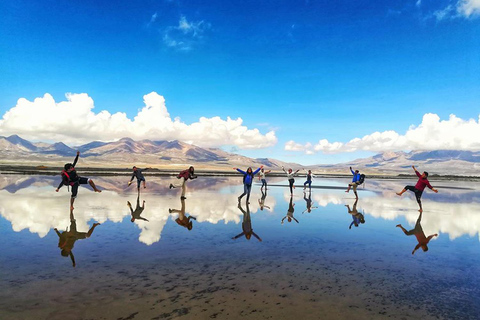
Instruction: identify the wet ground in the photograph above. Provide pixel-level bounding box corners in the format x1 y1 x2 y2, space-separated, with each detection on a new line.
1 175 479 320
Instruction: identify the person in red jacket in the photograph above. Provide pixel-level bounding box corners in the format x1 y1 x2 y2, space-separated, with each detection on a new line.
396 165 438 213
169 166 197 199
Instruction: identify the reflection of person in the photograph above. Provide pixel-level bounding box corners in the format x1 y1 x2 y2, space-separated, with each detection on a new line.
234 166 263 204
258 168 271 190
232 203 262 241
128 195 148 222
303 169 315 190
128 166 151 192
345 166 361 199
169 166 197 200
396 212 438 254
169 197 196 230
56 151 101 210
396 165 438 213
302 190 318 214
282 167 300 195
54 209 100 267
258 189 271 211
345 198 365 229
281 196 298 224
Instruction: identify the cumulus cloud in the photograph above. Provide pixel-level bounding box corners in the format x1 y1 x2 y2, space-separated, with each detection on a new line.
0 92 277 149
163 15 211 50
434 0 480 20
285 113 480 154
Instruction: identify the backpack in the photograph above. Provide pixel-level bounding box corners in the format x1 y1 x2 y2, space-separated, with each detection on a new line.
358 174 366 185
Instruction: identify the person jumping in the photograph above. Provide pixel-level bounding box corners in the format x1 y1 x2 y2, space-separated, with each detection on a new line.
234 166 263 204
128 166 151 192
396 165 438 213
56 151 101 210
169 166 197 200
282 167 300 195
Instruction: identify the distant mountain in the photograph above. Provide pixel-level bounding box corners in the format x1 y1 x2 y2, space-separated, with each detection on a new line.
0 135 298 169
314 150 480 176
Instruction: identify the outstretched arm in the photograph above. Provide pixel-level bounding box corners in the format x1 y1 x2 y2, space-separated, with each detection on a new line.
235 168 247 175
412 243 421 255
54 228 61 237
252 166 263 175
293 217 299 223
350 167 354 175
72 151 79 167
70 252 76 267
56 180 64 191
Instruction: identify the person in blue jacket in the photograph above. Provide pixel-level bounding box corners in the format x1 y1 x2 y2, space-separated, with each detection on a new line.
233 165 263 204
345 166 361 199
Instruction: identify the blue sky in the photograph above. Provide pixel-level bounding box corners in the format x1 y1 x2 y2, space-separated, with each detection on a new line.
0 0 479 164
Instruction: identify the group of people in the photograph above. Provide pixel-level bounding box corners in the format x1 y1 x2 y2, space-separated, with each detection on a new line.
53 152 440 262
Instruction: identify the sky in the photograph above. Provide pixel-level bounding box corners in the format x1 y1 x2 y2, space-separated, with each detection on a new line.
0 0 479 165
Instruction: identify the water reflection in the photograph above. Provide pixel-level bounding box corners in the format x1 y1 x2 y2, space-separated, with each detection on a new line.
54 209 100 267
169 197 196 230
232 203 262 242
302 190 318 214
281 196 298 224
1 175 480 243
396 212 438 254
345 199 365 229
258 189 270 211
128 195 149 222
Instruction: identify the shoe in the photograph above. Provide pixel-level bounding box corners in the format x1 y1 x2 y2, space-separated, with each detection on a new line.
169 184 174 189
181 196 187 200
168 209 172 213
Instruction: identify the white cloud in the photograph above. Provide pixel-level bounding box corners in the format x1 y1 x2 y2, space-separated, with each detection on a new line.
0 92 277 149
434 0 480 20
163 15 211 50
285 113 480 154
148 12 158 26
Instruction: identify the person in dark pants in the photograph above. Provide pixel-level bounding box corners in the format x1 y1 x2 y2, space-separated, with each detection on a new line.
303 169 315 190
396 165 438 213
282 167 300 195
56 151 101 210
54 209 100 267
128 166 151 192
345 198 365 229
128 195 148 222
234 166 263 204
258 168 271 190
396 212 438 254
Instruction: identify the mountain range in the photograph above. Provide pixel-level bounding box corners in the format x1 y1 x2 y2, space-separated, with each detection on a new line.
0 135 296 170
1 135 479 176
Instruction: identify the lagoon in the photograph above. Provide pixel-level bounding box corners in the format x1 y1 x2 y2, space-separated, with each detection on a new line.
1 175 479 320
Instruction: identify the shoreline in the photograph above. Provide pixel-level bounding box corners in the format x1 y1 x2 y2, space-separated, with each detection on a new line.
1 164 479 181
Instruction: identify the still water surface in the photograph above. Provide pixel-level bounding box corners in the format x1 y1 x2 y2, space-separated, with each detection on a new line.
1 175 479 320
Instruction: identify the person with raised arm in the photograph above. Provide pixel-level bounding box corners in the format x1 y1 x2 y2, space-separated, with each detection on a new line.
345 198 365 229
169 166 197 200
56 151 101 210
234 165 263 204
396 212 438 254
345 166 361 199
282 167 300 195
396 165 438 213
258 167 272 190
303 169 315 190
128 166 152 192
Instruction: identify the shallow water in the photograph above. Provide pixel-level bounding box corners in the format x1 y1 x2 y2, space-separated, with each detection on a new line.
1 175 480 320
